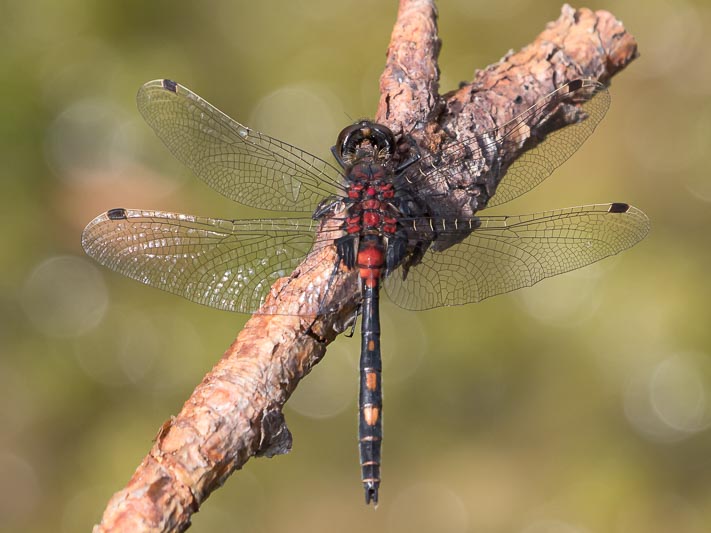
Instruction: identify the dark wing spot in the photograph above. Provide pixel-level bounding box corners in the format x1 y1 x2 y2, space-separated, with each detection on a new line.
514 95 523 104
568 79 583 91
608 202 630 214
107 208 128 220
162 79 178 92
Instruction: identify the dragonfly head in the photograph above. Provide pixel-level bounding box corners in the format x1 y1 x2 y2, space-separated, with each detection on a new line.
336 121 395 164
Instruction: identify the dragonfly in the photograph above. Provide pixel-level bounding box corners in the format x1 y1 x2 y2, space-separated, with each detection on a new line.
82 77 649 505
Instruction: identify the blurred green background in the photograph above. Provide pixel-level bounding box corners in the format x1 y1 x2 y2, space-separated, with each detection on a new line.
2 0 711 531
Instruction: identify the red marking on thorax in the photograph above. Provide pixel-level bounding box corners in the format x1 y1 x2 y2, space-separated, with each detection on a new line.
347 182 364 199
362 199 380 210
383 215 397 234
371 168 386 180
343 163 398 245
346 215 361 234
363 211 381 228
352 165 369 181
379 183 394 199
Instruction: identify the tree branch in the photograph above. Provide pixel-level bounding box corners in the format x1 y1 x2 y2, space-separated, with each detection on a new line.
94 2 637 531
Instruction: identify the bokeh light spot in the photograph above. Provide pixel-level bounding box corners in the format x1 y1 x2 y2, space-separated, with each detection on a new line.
516 266 604 327
650 353 711 433
250 83 342 159
44 98 139 184
73 307 159 387
21 255 108 338
623 351 711 442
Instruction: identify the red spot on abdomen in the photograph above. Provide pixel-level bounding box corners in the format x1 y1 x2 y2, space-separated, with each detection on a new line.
358 246 384 267
359 268 382 287
357 242 384 287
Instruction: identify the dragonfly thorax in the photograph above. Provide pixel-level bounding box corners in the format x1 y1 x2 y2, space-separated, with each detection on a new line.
344 180 399 234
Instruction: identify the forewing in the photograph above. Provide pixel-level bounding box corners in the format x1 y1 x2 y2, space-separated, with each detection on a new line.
410 79 610 211
137 79 345 212
82 208 321 313
488 80 610 207
384 203 649 310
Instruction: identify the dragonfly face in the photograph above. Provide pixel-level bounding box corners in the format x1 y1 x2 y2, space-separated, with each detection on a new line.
82 78 649 505
335 120 397 166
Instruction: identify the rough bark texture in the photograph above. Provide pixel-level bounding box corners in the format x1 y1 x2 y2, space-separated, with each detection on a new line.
94 2 637 531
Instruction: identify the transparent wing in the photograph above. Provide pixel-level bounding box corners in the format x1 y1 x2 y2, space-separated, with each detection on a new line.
81 208 327 313
410 79 609 210
384 203 649 310
137 79 346 212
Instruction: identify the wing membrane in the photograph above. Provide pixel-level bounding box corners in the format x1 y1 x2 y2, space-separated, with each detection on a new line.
82 208 323 313
384 203 649 310
137 79 345 212
409 79 609 211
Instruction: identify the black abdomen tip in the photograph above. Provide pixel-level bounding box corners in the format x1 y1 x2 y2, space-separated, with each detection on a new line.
608 202 630 214
162 79 178 92
107 208 128 220
364 484 379 505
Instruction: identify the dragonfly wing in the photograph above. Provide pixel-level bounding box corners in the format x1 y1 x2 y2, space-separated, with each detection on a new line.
407 79 609 213
137 79 346 212
82 208 322 313
384 203 649 310
487 80 610 207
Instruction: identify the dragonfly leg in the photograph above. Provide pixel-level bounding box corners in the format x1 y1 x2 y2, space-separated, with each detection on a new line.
394 151 420 174
344 305 360 338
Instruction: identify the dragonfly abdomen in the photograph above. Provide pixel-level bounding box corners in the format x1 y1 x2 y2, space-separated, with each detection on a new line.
358 251 383 505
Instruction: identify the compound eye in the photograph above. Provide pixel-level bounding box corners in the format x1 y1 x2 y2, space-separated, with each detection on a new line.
336 123 365 158
369 123 395 156
336 121 396 158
